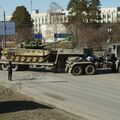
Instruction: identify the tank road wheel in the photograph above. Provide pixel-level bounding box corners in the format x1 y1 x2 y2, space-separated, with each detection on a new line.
20 56 26 62
2 64 8 71
85 64 96 75
72 65 83 76
9 55 15 62
26 57 32 62
32 57 38 63
38 57 44 63
15 56 20 62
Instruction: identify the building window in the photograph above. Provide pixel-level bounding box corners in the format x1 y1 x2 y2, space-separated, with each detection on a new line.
117 13 120 18
64 15 66 22
107 14 111 19
39 17 42 24
42 17 44 24
36 29 37 33
103 14 106 18
45 17 47 24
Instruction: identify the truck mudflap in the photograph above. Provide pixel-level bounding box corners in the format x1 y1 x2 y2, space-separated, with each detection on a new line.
115 60 120 72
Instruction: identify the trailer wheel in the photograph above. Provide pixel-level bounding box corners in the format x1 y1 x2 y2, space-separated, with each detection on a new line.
12 65 18 71
72 65 82 76
85 64 96 75
2 64 8 71
2 64 19 71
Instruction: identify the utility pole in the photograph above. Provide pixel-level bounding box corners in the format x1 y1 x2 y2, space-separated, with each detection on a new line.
3 11 6 49
107 22 112 51
30 0 32 13
0 6 6 49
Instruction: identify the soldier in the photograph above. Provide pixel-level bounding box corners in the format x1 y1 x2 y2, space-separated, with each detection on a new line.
8 62 12 81
0 48 2 59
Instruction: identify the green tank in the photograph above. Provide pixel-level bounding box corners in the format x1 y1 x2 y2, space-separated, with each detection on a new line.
1 36 73 63
1 39 61 63
2 48 53 63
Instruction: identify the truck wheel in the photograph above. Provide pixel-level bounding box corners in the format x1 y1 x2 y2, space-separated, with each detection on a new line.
52 66 58 73
111 64 116 72
85 65 96 75
2 64 8 71
72 65 82 76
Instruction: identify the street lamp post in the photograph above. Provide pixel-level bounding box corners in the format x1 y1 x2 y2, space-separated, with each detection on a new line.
0 6 6 49
107 23 112 51
3 11 6 49
107 27 112 44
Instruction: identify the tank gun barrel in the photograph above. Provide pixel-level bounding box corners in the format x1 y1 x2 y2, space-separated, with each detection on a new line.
43 36 73 48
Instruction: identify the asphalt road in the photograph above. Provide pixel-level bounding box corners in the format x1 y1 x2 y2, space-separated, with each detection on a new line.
0 69 120 120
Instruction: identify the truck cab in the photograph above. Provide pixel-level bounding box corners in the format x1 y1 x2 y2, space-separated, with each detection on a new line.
65 45 120 76
108 44 120 59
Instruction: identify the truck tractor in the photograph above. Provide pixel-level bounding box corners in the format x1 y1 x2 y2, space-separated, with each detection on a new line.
65 44 120 75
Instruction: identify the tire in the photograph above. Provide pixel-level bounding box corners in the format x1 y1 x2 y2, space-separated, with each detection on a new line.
52 66 58 73
2 64 8 71
2 64 19 71
111 64 117 72
85 64 96 75
12 64 18 71
72 65 83 76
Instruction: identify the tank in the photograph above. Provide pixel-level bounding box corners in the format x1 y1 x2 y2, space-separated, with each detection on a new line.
1 39 60 63
1 35 73 64
2 48 54 63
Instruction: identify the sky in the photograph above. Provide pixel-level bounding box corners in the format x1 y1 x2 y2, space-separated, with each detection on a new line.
0 0 120 18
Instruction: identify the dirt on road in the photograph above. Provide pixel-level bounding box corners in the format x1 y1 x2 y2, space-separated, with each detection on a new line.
0 85 86 120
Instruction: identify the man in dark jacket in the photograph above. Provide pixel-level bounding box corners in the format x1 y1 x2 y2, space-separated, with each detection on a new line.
8 62 12 81
0 48 2 59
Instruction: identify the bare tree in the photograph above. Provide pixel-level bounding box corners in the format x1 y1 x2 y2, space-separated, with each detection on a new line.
66 22 108 50
111 23 120 43
46 1 67 42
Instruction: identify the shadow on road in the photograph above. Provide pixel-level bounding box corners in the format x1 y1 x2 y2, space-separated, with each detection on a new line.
28 67 66 73
0 100 53 114
96 69 118 75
